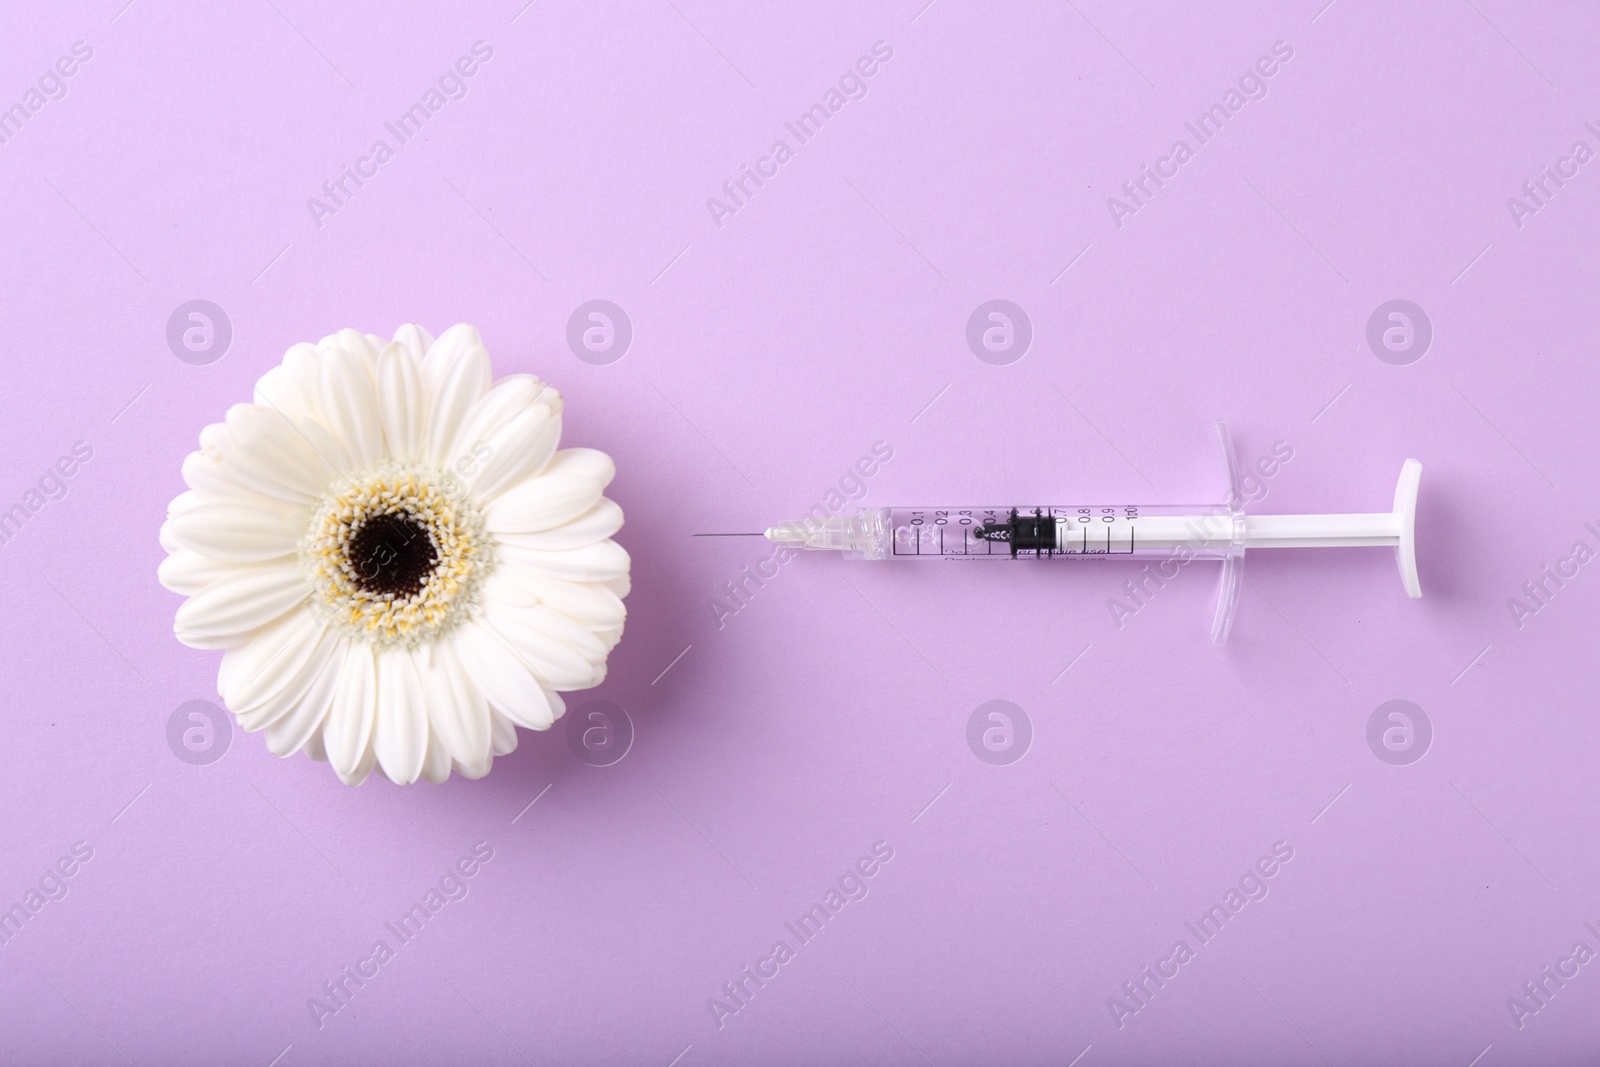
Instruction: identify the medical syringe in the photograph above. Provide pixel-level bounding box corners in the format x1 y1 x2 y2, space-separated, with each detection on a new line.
702 423 1421 644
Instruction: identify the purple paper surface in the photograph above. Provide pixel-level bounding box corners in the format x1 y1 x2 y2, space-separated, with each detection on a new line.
2 1 1598 1063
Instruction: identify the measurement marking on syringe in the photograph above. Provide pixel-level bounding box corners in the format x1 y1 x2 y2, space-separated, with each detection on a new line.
893 508 1218 559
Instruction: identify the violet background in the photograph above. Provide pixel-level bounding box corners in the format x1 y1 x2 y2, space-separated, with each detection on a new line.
2 0 1598 1064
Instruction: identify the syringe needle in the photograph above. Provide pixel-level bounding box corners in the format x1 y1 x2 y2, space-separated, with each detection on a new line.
691 532 767 537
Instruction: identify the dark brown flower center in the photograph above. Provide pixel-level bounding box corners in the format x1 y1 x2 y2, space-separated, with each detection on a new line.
347 512 437 598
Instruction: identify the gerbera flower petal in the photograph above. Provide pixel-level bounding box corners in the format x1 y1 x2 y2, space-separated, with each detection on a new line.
157 548 239 597
488 708 520 758
453 756 492 781
165 500 304 563
293 414 357 480
482 448 613 532
420 323 483 386
323 642 378 780
377 342 428 462
174 558 309 648
159 496 197 554
316 345 387 471
253 343 323 426
423 635 493 776
391 323 433 362
520 602 609 664
374 649 428 785
453 618 557 730
182 450 281 506
262 646 341 757
197 423 306 506
329 328 382 370
497 539 631 583
342 737 380 786
512 573 625 629
481 601 602 689
420 729 453 784
423 334 491 466
234 618 342 733
448 375 557 454
166 488 204 514
216 405 341 503
466 403 562 502
492 499 623 552
217 607 320 710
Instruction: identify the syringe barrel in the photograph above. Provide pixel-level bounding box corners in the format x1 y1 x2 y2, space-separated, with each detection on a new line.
775 506 1245 561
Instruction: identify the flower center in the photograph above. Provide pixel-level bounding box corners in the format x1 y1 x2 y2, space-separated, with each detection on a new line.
347 512 437 598
300 463 490 647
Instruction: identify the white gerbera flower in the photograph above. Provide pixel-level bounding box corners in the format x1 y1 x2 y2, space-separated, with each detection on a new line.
158 324 628 785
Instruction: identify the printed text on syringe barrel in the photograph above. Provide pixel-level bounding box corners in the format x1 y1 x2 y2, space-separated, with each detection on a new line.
892 507 1148 558
888 505 1241 559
